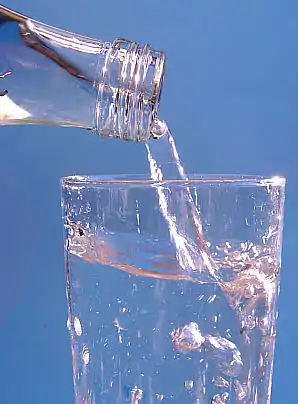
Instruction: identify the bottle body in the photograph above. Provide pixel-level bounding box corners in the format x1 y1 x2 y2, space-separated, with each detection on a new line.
0 5 165 141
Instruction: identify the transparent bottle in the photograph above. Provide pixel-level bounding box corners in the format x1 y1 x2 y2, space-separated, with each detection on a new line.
0 5 166 141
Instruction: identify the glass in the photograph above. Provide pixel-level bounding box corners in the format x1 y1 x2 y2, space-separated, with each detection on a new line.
0 5 165 141
61 174 285 403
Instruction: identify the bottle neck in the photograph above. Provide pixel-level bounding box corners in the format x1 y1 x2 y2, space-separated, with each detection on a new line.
94 38 165 141
0 5 166 141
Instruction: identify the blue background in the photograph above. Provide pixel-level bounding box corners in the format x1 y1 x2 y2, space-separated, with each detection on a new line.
0 0 297 402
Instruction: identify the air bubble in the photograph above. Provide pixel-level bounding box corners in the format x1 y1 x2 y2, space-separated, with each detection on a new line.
150 118 167 139
207 294 217 304
211 393 229 403
171 322 205 354
171 322 243 377
206 335 243 377
130 386 143 402
82 345 90 365
211 393 229 404
212 376 230 388
184 380 194 390
234 379 247 400
74 316 82 336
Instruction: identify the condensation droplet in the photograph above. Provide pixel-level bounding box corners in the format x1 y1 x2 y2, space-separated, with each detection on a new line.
171 322 205 354
74 316 82 336
212 376 230 388
82 345 90 365
184 380 194 390
156 393 164 401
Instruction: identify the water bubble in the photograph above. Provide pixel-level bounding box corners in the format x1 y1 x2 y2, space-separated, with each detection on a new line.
150 118 168 139
156 393 164 401
225 329 232 339
74 316 82 336
211 393 229 403
130 386 143 403
222 392 229 401
171 322 243 378
205 335 243 377
212 315 218 324
234 379 247 400
184 380 194 390
212 376 230 388
259 315 269 330
171 322 205 354
82 345 90 365
243 314 256 331
207 294 217 304
114 318 125 343
259 353 264 368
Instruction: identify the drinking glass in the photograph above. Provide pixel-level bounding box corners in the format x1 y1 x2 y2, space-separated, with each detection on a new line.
61 174 285 404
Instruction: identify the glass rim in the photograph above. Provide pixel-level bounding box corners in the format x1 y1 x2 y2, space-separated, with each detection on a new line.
61 174 286 188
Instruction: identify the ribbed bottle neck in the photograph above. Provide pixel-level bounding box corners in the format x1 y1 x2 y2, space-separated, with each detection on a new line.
94 38 165 142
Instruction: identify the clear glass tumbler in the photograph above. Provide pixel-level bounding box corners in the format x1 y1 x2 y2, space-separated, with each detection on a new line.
61 174 285 404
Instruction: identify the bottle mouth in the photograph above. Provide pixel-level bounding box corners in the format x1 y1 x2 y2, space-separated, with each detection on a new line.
95 38 166 142
148 47 165 125
135 42 166 141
